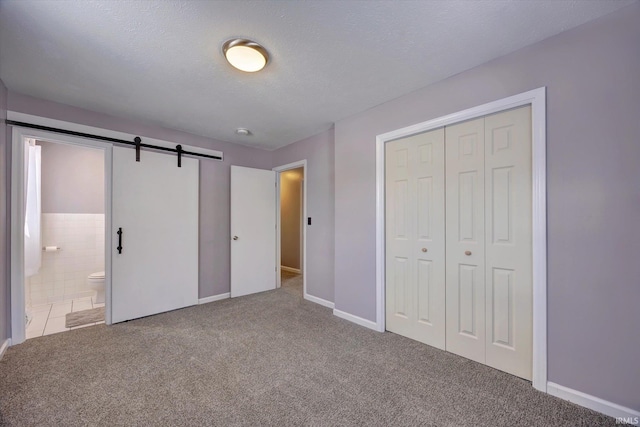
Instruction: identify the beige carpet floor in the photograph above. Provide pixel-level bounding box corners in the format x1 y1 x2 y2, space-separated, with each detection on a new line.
281 270 302 298
0 287 614 426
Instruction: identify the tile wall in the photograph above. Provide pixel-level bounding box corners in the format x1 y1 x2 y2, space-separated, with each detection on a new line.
28 213 105 305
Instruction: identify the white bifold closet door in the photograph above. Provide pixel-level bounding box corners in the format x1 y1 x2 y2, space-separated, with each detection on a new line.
385 106 532 380
385 128 446 350
446 106 532 380
111 146 199 323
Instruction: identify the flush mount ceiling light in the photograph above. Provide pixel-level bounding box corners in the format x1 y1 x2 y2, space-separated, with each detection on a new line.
235 128 251 136
222 39 269 72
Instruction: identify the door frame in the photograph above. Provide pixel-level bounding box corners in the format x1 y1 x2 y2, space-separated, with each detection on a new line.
273 160 307 299
375 87 547 391
9 126 113 344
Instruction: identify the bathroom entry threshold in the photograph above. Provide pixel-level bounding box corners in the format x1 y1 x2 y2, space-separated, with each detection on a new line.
26 297 105 339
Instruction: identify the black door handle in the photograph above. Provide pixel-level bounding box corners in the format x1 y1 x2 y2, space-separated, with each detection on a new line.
117 227 123 254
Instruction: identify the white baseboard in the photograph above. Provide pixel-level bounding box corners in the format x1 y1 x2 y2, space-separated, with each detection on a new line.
198 293 230 304
547 382 640 423
0 339 11 360
281 265 301 274
304 293 334 309
333 309 379 331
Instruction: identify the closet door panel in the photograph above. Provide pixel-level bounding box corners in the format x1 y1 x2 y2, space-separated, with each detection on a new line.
386 138 413 335
386 128 446 349
484 106 533 380
445 118 486 363
414 129 446 348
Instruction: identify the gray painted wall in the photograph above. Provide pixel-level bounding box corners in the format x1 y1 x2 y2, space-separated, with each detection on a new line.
0 79 8 346
272 129 335 303
280 168 303 270
39 140 104 214
7 93 273 300
334 3 640 410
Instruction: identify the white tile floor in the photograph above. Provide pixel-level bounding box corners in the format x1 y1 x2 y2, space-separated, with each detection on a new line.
26 297 105 339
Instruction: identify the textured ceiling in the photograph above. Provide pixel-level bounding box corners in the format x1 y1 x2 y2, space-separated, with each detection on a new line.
0 0 634 150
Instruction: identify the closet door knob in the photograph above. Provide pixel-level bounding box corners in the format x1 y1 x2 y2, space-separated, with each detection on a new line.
421 248 428 252
233 236 239 241
465 250 472 256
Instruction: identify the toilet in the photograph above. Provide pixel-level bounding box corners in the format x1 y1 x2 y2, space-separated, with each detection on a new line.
87 271 105 304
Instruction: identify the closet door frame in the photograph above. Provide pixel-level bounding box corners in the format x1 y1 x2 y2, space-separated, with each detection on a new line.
375 87 547 392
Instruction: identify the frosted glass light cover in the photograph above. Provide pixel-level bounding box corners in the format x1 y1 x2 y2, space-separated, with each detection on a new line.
225 45 267 72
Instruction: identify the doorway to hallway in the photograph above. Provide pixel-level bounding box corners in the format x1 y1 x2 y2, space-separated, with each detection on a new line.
274 161 307 299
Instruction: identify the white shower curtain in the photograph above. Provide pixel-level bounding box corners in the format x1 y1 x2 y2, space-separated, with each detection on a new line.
24 139 42 278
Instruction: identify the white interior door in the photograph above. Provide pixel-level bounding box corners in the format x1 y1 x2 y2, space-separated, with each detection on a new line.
445 117 486 364
111 147 199 323
231 166 276 297
385 128 446 349
484 106 533 380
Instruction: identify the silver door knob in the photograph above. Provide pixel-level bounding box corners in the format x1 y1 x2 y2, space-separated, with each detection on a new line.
421 248 428 252
465 250 472 256
233 236 239 241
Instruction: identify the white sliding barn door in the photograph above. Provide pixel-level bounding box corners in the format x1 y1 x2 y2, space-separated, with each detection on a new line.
445 117 486 364
112 147 199 323
385 129 446 349
484 106 533 380
230 166 276 298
